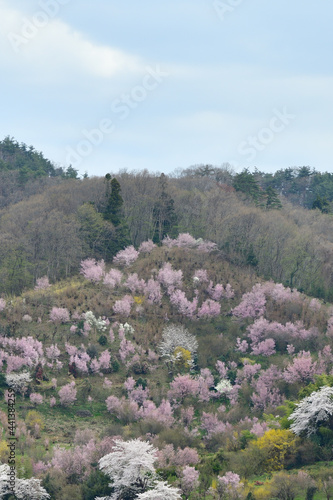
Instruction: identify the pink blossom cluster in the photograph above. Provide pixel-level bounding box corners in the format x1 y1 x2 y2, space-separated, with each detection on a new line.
138 240 156 253
157 262 183 292
113 246 139 266
251 366 283 411
168 374 200 404
232 284 266 318
197 299 221 318
169 289 198 319
162 233 217 252
0 335 44 373
104 268 123 288
30 393 43 405
58 381 77 406
113 295 134 317
156 444 199 468
34 276 51 290
283 351 320 384
80 258 105 282
50 307 70 323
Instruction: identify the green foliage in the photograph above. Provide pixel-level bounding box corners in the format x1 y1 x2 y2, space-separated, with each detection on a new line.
103 176 130 254
0 136 60 181
81 469 113 500
298 375 333 399
152 173 178 244
98 335 108 346
233 168 263 205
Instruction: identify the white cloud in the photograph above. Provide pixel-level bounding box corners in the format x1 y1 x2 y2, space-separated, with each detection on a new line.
0 1 142 83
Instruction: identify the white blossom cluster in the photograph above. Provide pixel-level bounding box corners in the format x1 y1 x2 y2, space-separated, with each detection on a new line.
158 325 198 364
215 379 233 394
0 464 50 499
120 322 135 335
5 371 32 394
84 311 107 332
96 439 181 500
288 385 333 436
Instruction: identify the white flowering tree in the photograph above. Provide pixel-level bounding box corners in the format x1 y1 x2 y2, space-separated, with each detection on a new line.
158 325 198 369
136 481 181 499
288 385 333 436
0 463 50 499
97 439 157 499
5 371 32 394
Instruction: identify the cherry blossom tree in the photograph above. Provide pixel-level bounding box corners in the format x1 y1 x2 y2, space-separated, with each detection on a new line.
58 381 77 406
80 258 105 282
169 289 198 318
98 439 158 498
197 299 221 318
283 351 319 384
103 268 123 288
113 246 139 266
136 481 182 499
49 307 70 323
113 295 134 317
157 263 183 292
34 276 51 290
30 393 43 405
5 371 32 394
180 466 199 499
0 464 50 499
288 386 333 436
138 240 156 253
144 279 162 305
159 325 198 367
232 284 266 318
168 374 199 404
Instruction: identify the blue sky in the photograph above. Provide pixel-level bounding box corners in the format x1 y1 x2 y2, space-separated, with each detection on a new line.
0 0 332 177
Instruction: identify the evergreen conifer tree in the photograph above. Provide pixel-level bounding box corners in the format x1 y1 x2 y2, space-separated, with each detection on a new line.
152 174 178 244
103 175 130 255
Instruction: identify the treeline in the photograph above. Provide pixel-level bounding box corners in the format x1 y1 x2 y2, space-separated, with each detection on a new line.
1 136 333 298
0 136 81 208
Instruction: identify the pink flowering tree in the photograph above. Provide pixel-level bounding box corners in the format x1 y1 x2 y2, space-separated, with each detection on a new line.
113 246 139 266
113 295 134 317
168 375 199 404
58 382 77 406
104 268 123 288
197 299 221 318
232 284 266 318
283 351 319 384
35 276 51 290
80 258 105 282
169 289 198 319
138 240 156 253
144 279 162 305
30 393 44 405
180 466 199 498
50 307 70 324
157 263 183 292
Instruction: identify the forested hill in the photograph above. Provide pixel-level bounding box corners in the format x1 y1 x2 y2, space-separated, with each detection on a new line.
1 137 333 301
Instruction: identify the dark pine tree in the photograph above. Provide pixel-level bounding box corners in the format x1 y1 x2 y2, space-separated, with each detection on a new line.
233 168 264 205
152 173 178 244
103 175 130 256
265 185 282 210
